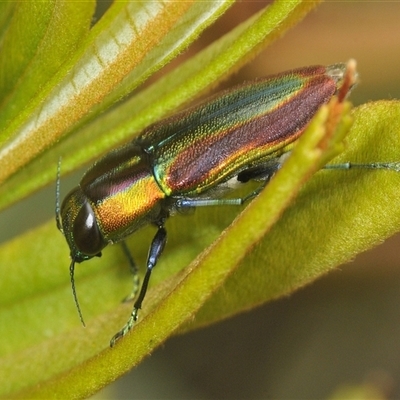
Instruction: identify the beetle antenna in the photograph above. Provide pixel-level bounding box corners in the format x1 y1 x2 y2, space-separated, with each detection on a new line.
70 258 86 327
56 157 63 233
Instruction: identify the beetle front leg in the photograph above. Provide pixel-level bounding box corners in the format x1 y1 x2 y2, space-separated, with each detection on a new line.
110 226 167 347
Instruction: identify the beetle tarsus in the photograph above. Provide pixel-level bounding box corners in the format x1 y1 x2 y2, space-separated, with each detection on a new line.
324 161 400 172
110 308 139 347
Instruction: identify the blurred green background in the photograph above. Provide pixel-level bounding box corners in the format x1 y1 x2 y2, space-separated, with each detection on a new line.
1 1 400 399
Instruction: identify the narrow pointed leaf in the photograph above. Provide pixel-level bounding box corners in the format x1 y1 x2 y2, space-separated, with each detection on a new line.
185 100 400 330
0 0 321 212
0 1 195 185
0 94 349 399
0 1 95 133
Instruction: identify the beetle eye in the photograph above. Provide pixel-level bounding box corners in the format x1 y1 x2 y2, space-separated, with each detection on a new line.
73 201 104 256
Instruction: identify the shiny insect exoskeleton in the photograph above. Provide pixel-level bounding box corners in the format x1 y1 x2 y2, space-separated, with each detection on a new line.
57 63 355 346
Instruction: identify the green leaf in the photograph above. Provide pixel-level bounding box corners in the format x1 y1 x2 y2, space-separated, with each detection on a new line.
0 95 352 399
2 101 397 399
0 1 205 185
0 2 16 40
2 101 399 399
187 100 400 330
5 0 389 398
0 1 95 134
0 0 320 212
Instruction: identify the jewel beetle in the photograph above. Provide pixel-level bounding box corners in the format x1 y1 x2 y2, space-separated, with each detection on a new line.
57 62 358 346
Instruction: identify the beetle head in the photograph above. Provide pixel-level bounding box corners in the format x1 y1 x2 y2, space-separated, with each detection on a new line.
57 186 108 326
58 186 107 263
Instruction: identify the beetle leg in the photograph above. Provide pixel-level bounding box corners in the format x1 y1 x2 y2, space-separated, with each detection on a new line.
175 179 269 210
120 241 140 303
135 226 167 311
111 226 167 346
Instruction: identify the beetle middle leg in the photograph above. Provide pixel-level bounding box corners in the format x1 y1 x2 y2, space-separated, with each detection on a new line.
120 241 140 303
